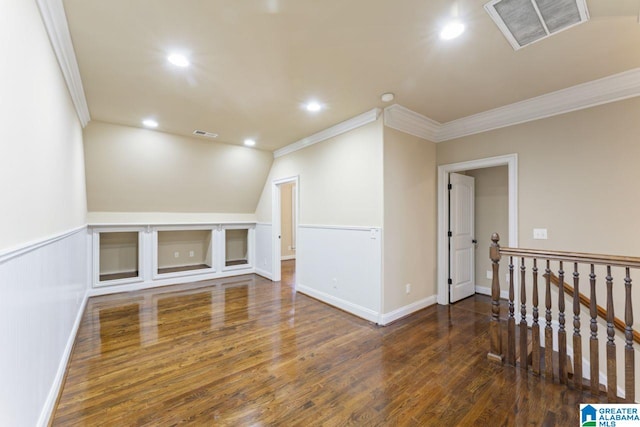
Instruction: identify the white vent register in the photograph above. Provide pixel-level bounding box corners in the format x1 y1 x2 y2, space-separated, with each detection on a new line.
485 0 589 50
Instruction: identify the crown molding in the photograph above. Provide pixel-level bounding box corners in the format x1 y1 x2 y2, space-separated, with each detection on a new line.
383 104 440 142
36 0 90 127
273 108 381 158
379 69 640 143
437 68 640 141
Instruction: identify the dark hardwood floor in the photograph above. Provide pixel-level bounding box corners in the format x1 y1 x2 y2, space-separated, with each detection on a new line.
53 259 599 425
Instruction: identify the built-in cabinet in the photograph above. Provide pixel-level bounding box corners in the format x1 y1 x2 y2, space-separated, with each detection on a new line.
90 223 255 289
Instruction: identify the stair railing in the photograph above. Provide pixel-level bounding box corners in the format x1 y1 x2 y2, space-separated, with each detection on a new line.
488 233 638 402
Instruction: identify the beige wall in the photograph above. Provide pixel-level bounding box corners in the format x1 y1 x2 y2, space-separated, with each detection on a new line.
226 229 248 261
465 166 508 291
383 127 437 313
437 98 640 328
83 121 273 217
280 182 296 258
157 230 212 268
0 0 87 251
255 118 383 226
99 232 138 274
437 97 640 257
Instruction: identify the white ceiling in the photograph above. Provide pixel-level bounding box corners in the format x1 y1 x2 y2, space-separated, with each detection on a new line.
62 0 640 151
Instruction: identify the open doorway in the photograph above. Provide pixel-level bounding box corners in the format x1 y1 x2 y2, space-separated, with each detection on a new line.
437 154 518 305
279 182 297 287
271 176 299 286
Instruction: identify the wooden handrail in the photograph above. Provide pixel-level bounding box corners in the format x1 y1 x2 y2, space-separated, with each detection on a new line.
488 233 636 402
546 272 640 345
498 247 640 269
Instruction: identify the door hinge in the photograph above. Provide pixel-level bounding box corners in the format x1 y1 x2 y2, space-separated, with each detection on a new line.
448 278 452 285
448 183 452 190
448 231 452 237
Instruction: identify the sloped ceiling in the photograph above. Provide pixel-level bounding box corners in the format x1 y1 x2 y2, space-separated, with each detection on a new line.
63 0 640 151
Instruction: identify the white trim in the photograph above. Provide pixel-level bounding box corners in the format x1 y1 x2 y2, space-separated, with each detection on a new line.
37 289 89 427
437 154 518 305
297 283 380 324
437 68 640 141
89 221 256 227
379 295 437 325
380 70 640 143
273 109 381 158
0 225 87 265
298 224 381 231
88 270 257 296
475 285 509 300
255 268 273 280
35 0 90 127
280 255 296 261
92 227 146 287
383 104 440 142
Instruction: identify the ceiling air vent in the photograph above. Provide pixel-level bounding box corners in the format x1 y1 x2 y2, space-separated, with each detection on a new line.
484 0 589 50
193 130 218 138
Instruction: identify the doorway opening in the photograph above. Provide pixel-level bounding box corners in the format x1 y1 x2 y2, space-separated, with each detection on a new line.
437 154 518 305
279 181 297 287
271 176 299 287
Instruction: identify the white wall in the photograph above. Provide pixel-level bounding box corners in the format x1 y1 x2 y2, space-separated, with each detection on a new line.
0 0 87 253
297 226 382 323
0 230 89 427
254 118 384 320
0 1 89 426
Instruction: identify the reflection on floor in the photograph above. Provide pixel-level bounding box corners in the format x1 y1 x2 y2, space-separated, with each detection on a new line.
53 260 599 425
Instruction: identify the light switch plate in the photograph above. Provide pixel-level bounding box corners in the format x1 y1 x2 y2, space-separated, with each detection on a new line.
533 228 548 239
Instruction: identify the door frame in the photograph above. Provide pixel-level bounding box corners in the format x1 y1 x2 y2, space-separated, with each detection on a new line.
271 175 299 284
437 154 518 305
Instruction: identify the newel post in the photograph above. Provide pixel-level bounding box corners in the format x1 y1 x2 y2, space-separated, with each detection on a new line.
488 233 504 363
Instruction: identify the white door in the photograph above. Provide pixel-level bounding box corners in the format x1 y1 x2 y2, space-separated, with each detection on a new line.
449 172 475 303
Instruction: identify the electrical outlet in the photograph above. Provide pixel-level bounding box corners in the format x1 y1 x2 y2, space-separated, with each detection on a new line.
263 258 267 266
405 283 411 294
189 250 194 257
486 270 493 280
174 251 179 258
332 278 337 289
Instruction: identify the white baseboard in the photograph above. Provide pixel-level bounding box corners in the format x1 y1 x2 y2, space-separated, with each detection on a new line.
89 269 257 296
38 289 89 427
379 295 437 325
280 255 296 261
475 285 509 300
255 268 273 280
297 283 380 323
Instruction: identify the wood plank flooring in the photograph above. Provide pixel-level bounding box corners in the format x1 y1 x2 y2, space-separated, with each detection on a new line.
53 260 602 426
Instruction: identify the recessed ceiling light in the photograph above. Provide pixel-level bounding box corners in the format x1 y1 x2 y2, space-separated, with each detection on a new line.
167 53 190 67
305 101 322 112
142 119 158 128
381 93 395 103
440 21 465 40
244 138 256 147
